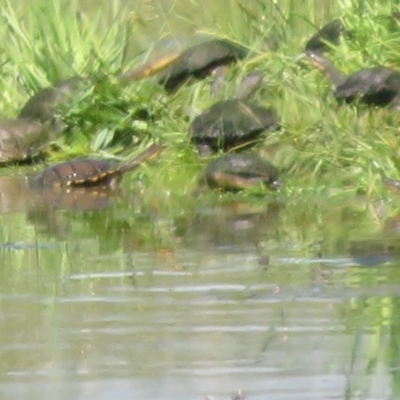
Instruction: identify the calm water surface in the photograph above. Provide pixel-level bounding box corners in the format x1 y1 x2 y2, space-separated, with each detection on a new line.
0 174 399 400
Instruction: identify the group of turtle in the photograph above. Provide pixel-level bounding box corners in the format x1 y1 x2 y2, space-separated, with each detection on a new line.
0 37 284 193
304 19 400 192
2 18 400 194
305 19 400 108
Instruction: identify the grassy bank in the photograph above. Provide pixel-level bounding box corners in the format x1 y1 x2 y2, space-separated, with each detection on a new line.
0 0 400 199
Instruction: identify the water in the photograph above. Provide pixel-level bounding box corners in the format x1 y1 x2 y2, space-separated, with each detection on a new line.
0 172 399 400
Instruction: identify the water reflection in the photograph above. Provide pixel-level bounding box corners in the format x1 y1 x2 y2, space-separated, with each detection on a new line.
0 175 34 213
348 210 400 266
1 186 400 399
175 198 282 253
0 174 119 213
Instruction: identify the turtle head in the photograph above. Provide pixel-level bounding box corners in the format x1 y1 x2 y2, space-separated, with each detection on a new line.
236 70 264 100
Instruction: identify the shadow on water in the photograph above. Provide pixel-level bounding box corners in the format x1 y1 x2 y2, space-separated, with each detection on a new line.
2 173 400 399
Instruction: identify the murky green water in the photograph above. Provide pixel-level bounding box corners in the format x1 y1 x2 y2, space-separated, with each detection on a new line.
1 170 400 400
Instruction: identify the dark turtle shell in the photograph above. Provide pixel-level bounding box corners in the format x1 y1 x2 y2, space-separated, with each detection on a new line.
307 52 400 107
18 76 89 124
34 158 123 188
305 19 345 54
334 67 400 106
0 118 50 164
32 143 163 189
189 99 279 155
159 39 248 93
201 153 281 191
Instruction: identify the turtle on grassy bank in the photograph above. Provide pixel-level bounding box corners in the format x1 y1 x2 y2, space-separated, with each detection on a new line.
305 19 346 54
307 51 400 107
200 153 281 192
18 76 90 125
158 38 248 93
0 118 52 165
32 143 164 189
189 71 279 156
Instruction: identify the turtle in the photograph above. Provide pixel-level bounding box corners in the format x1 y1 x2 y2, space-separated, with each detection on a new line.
200 153 281 192
18 76 90 126
32 142 164 189
120 52 183 81
189 71 279 156
157 38 248 93
307 51 400 107
305 19 346 54
0 118 51 165
19 52 182 124
19 66 174 122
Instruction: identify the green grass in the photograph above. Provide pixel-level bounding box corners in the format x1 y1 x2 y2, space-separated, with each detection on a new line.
1 0 400 200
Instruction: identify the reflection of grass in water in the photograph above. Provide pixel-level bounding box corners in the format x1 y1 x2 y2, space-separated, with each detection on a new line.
338 268 400 399
0 211 69 298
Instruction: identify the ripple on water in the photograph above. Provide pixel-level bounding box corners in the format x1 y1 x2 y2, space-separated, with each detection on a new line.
0 196 398 399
